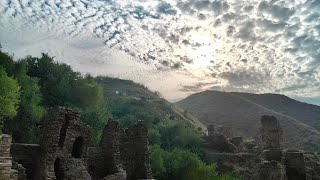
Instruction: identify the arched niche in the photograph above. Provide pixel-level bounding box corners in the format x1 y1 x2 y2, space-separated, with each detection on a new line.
54 158 64 180
72 136 84 158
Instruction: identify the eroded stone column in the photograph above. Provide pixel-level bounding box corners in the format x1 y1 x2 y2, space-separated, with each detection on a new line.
261 115 283 149
257 161 286 180
0 134 18 180
121 120 153 180
284 150 306 180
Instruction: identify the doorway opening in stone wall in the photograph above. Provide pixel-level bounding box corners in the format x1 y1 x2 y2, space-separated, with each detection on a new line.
54 158 64 180
72 136 84 158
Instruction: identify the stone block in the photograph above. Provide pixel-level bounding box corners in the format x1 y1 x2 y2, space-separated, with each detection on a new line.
263 149 283 162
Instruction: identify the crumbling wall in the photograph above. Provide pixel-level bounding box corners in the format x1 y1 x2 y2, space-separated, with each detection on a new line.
258 116 308 180
284 150 306 180
0 134 19 180
87 120 124 179
257 161 286 180
10 143 40 179
39 107 92 180
3 107 154 180
121 121 153 180
260 115 283 149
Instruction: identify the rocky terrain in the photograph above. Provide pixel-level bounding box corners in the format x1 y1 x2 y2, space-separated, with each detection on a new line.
176 90 320 152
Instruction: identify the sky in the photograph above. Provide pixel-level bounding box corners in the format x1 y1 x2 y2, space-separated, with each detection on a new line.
0 0 320 105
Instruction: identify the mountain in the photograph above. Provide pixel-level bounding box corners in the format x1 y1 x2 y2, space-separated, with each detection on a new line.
95 76 206 131
176 90 320 152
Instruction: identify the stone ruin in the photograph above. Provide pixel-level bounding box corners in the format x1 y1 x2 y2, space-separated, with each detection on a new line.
203 116 320 180
0 107 153 180
257 115 309 180
204 124 249 153
260 115 283 149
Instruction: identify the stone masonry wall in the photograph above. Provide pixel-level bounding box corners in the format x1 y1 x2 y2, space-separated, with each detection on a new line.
0 134 18 180
87 120 124 179
260 115 283 149
39 107 91 180
10 143 40 179
121 120 153 180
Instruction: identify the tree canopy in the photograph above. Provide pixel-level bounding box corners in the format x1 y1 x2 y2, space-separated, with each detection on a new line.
0 68 20 121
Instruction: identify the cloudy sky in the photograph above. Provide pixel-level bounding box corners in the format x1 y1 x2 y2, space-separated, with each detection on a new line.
1 0 320 104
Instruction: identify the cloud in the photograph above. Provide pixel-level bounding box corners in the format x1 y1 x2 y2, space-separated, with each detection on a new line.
0 0 320 103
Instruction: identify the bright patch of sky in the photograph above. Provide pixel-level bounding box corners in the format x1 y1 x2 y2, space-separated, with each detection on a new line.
0 0 320 105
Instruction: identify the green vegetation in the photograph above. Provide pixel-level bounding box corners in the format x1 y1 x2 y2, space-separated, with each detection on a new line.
0 48 239 179
0 68 20 130
0 51 108 142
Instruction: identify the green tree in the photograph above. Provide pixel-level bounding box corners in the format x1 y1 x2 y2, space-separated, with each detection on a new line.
0 68 20 131
149 145 218 180
22 54 109 143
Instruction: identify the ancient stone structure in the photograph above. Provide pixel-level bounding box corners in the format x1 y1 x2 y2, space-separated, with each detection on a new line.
205 124 241 153
257 116 309 180
258 161 286 180
120 121 153 180
10 143 40 179
87 120 125 179
1 107 153 180
0 134 19 180
38 107 92 179
203 133 237 153
261 115 283 149
284 150 307 180
88 120 153 180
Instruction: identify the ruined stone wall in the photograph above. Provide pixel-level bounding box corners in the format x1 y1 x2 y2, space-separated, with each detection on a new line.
87 120 124 179
260 115 283 149
121 121 153 180
2 107 153 180
258 116 308 180
39 107 92 180
0 134 18 180
10 143 40 179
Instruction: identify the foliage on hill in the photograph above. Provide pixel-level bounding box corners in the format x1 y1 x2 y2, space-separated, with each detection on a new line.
0 68 20 124
150 145 239 180
0 50 108 142
96 76 239 179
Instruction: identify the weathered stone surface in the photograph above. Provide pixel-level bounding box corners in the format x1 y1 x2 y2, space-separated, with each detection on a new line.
261 115 283 149
263 149 283 162
204 133 237 153
10 143 40 179
257 160 286 180
12 161 27 180
0 134 18 180
102 169 126 180
88 120 124 179
284 150 306 180
230 136 243 146
207 124 238 138
207 124 215 136
304 152 320 180
121 120 153 180
63 158 91 180
38 107 92 179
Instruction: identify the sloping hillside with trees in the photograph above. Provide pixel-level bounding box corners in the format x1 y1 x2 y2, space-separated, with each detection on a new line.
0 48 238 180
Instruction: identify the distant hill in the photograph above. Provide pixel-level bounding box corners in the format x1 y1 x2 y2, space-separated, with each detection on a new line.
176 90 320 151
96 76 206 131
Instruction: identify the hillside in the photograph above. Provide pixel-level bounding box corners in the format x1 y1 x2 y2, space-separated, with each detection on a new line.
95 76 206 131
233 92 320 130
176 90 320 151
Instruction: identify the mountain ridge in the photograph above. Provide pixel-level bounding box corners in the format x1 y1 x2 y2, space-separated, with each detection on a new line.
176 90 320 152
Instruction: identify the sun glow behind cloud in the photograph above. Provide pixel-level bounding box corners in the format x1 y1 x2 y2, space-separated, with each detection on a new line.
0 0 320 104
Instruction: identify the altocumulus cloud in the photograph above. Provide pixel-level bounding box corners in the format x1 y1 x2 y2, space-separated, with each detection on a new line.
0 0 320 104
